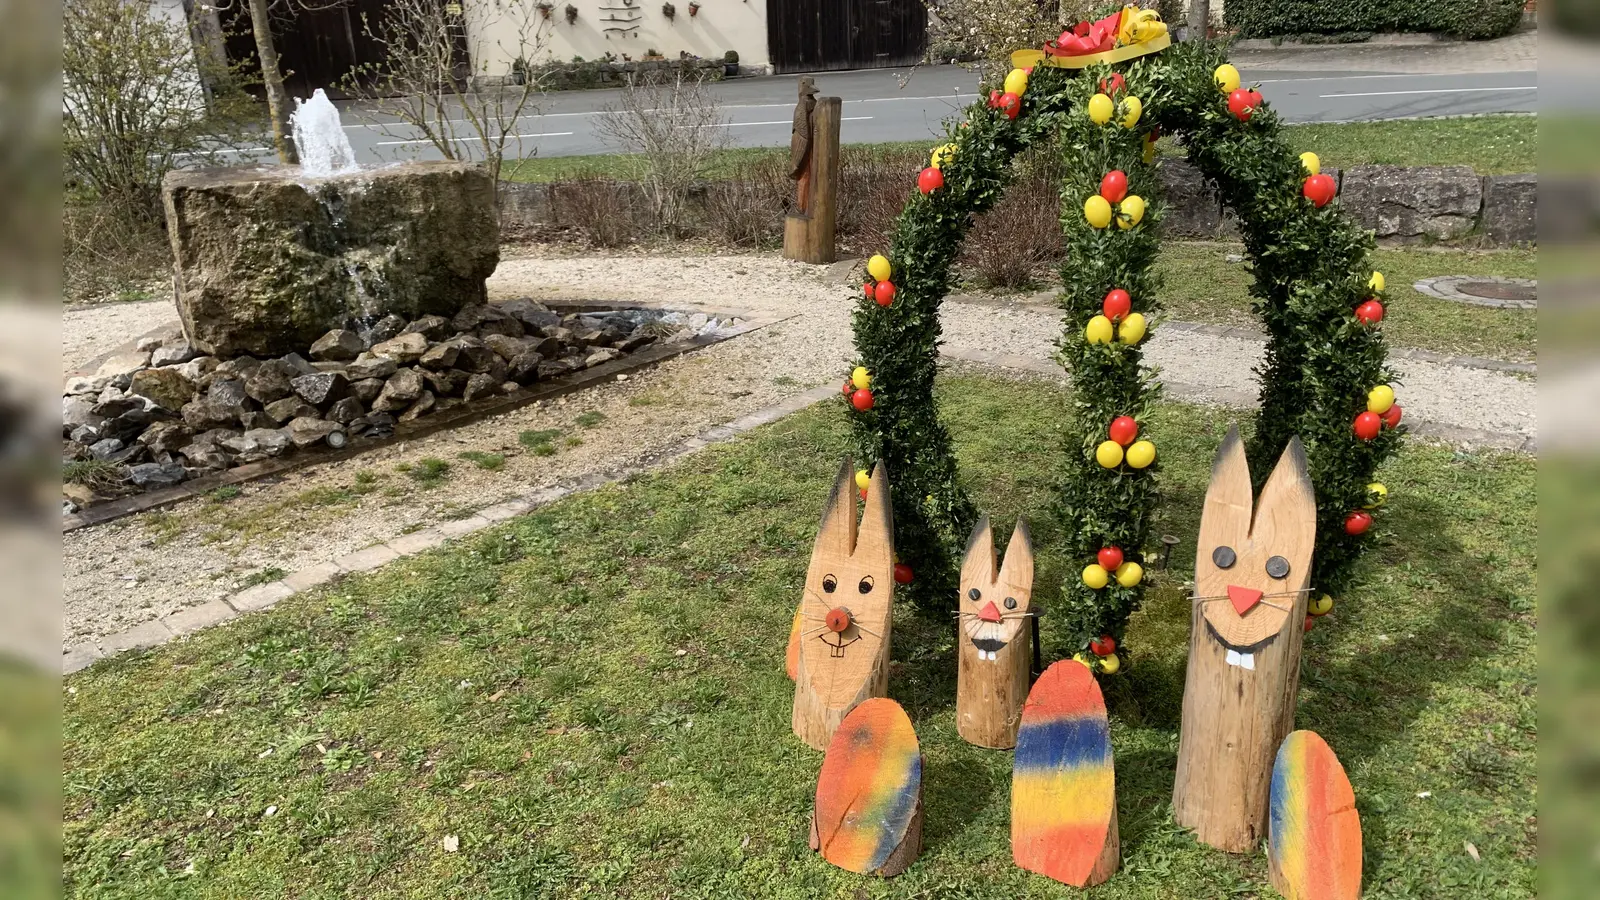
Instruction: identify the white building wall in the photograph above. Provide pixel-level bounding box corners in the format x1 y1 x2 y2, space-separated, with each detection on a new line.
465 0 770 74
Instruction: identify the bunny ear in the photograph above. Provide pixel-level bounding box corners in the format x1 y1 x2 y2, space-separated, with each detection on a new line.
1199 425 1254 546
1253 436 1316 550
857 460 895 565
998 517 1035 593
960 515 996 588
813 458 858 561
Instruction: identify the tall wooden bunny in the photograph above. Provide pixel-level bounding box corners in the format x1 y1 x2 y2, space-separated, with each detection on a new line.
955 516 1035 749
1173 427 1317 852
789 458 896 751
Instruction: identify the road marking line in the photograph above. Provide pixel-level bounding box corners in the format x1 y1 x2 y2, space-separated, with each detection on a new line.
1318 86 1537 98
687 116 872 129
1255 72 1535 84
375 132 573 146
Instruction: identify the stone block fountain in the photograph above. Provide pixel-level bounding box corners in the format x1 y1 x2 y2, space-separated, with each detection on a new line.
161 90 500 358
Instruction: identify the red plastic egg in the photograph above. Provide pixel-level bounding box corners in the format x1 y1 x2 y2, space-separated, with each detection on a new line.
851 388 875 411
1097 546 1124 571
893 563 913 585
874 281 896 306
1108 415 1138 446
842 380 854 396
1304 615 1315 633
1090 634 1117 656
1382 404 1403 429
988 89 1002 108
1344 510 1373 535
918 166 944 194
1354 411 1381 440
1099 73 1126 95
1103 288 1132 322
1355 299 1385 324
998 92 1021 119
1100 170 1129 204
1303 173 1337 208
1227 88 1255 121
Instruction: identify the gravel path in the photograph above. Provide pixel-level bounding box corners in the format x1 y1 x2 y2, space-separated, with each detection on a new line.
61 249 1536 651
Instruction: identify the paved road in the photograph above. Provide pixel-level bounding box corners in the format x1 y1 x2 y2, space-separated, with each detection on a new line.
220 61 1537 166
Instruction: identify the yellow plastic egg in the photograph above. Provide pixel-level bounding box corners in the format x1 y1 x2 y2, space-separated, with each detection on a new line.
867 254 892 282
1117 195 1146 229
1300 151 1321 176
1309 593 1334 616
1367 384 1395 414
1365 482 1388 509
855 469 870 491
1095 440 1124 468
1125 440 1156 469
1369 271 1385 292
1082 563 1110 589
930 143 956 169
1004 68 1029 97
1115 561 1143 587
1074 652 1094 668
1084 194 1113 229
1085 314 1115 344
851 366 871 390
1088 92 1114 125
1120 95 1143 129
1214 63 1241 93
1098 653 1121 674
1117 312 1147 345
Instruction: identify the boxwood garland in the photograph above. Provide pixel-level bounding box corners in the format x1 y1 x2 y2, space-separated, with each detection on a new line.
846 39 1402 667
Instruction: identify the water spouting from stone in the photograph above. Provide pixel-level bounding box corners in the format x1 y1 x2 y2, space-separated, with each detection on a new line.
291 89 360 178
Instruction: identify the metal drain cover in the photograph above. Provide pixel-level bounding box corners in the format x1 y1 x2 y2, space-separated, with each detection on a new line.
1412 275 1536 309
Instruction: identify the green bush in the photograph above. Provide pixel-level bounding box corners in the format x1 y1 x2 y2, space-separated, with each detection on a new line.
1225 0 1524 40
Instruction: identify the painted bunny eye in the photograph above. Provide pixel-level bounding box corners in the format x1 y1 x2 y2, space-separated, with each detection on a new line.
858 575 875 594
1265 556 1290 579
1212 546 1237 569
1004 597 1018 610
968 587 982 601
822 574 837 593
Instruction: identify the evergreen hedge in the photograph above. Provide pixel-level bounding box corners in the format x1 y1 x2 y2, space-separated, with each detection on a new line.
1224 0 1525 41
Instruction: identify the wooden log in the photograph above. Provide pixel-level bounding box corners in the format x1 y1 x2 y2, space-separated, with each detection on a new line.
810 697 923 876
1011 660 1119 887
782 97 841 264
1173 428 1318 852
791 458 895 750
956 516 1035 749
1269 730 1363 900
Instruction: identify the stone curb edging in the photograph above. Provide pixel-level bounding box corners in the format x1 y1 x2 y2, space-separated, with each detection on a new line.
62 384 842 675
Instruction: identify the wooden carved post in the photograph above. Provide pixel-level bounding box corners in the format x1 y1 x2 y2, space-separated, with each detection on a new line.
783 79 841 264
956 516 1035 749
1173 428 1317 852
791 459 895 750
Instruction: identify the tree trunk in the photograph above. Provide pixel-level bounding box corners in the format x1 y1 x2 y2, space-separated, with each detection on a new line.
1188 0 1211 39
248 0 298 165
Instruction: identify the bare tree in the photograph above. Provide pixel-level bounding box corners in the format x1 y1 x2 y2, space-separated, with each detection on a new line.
593 68 730 234
1187 0 1210 40
246 0 297 163
344 0 550 198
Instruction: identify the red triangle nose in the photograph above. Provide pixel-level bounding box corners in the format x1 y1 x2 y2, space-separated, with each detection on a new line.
1228 585 1263 615
978 600 1003 623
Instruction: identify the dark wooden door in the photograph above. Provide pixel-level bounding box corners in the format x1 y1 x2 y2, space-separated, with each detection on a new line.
767 0 927 73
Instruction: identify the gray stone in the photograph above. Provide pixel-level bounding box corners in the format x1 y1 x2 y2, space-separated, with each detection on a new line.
483 333 530 362
498 297 562 331
462 373 500 402
221 428 291 460
63 396 105 433
178 441 231 470
104 407 167 443
92 387 145 419
349 411 395 438
127 461 188 488
310 329 366 362
444 336 502 374
207 377 249 409
421 368 468 397
499 381 520 395
244 361 297 404
418 340 461 370
280 352 316 377
348 377 386 404
326 397 364 424
543 326 575 349
616 332 656 352
575 327 613 348
136 335 165 353
64 375 110 396
526 336 563 357
1481 173 1535 245
584 348 625 368
69 424 101 444
373 368 425 412
174 356 219 383
286 416 341 447
371 332 429 364
213 356 261 379
150 341 200 367
264 396 319 424
454 304 524 338
291 371 349 406
1340 165 1482 241
537 359 577 380
403 314 452 341
398 390 436 422
95 351 151 378
163 161 500 357
345 354 398 381
137 421 193 455
180 398 239 430
365 314 407 344
127 368 194 413
239 410 277 431
88 438 126 460
507 351 545 383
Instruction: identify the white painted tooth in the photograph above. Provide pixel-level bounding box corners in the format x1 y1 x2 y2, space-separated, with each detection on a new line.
1240 652 1255 671
1225 649 1241 667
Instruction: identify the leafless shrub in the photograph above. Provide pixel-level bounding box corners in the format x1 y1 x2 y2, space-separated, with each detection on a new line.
593 69 730 234
836 146 925 256
552 175 640 248
701 156 790 248
961 145 1064 289
63 201 171 304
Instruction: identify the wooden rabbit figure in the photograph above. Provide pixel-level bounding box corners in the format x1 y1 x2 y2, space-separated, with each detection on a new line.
790 458 896 751
1173 427 1317 852
955 516 1035 749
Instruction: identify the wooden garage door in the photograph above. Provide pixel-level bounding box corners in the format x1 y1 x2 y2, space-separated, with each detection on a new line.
767 0 927 73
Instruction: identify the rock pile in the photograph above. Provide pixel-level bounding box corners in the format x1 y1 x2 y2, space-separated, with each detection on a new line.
63 301 683 503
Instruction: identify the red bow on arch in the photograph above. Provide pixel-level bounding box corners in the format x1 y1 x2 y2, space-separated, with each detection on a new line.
1048 10 1123 58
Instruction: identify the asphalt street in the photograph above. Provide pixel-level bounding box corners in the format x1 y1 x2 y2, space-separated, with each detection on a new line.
218 62 1537 166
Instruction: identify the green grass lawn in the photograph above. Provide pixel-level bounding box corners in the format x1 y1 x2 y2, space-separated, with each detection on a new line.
63 376 1535 898
502 115 1533 183
1156 243 1537 362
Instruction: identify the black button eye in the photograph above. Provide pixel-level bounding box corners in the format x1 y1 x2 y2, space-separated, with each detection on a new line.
822 574 837 593
1004 597 1018 610
858 576 875 594
968 587 981 601
1265 556 1290 579
1212 546 1237 569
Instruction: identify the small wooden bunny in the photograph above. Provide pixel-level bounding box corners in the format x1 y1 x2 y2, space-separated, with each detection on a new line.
955 516 1035 749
